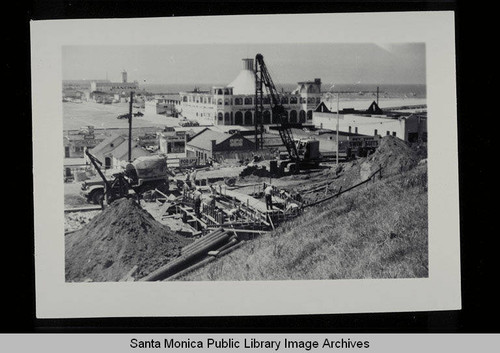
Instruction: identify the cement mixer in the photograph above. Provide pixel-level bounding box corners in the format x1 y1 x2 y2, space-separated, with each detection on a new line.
124 155 173 194
81 151 174 205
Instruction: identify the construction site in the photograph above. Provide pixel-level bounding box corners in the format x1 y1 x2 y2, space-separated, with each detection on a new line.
64 54 428 282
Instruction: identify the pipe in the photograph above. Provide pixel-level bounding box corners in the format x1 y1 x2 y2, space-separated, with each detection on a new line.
182 227 224 250
166 240 246 281
141 231 232 281
182 234 226 258
208 236 238 255
181 231 231 258
168 239 239 281
181 228 224 254
182 228 224 253
64 206 102 213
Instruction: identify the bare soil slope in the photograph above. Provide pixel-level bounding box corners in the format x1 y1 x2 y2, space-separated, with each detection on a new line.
295 136 421 203
359 135 420 180
180 164 429 281
65 198 191 282
178 137 428 281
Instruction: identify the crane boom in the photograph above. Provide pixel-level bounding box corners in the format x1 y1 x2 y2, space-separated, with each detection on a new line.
85 148 112 191
255 53 300 161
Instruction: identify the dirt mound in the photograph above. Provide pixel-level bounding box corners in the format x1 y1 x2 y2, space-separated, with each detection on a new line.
297 136 421 203
359 136 419 179
239 164 271 178
65 211 100 233
65 198 191 282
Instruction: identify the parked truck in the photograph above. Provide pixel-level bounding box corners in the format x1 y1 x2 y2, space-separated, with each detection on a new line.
81 151 174 205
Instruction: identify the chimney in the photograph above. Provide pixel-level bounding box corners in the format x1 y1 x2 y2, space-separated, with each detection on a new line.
122 70 128 83
315 78 322 92
242 58 254 71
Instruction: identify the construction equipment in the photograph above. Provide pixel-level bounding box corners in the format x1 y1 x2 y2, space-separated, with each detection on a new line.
81 149 173 205
254 53 321 173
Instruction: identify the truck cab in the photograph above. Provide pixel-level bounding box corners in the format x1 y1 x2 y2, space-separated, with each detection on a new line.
80 178 107 204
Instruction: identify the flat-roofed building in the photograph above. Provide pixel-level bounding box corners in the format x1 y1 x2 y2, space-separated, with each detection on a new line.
90 70 139 96
313 102 427 142
145 95 181 116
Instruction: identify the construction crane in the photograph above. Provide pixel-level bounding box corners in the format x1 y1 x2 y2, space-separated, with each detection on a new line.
254 53 321 173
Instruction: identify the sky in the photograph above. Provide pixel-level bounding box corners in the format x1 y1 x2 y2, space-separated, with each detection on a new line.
62 43 426 86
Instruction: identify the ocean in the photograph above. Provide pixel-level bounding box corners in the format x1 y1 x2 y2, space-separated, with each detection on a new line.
139 83 426 98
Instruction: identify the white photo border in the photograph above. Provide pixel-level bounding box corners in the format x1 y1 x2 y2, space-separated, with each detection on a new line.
31 11 460 318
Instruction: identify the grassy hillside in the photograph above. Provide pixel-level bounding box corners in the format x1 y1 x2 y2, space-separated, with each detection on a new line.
180 162 428 281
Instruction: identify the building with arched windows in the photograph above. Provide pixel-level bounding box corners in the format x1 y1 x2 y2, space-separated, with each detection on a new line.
178 58 322 126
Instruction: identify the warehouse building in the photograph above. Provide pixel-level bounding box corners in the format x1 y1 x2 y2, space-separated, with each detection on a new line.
178 58 322 126
312 102 427 142
185 129 256 164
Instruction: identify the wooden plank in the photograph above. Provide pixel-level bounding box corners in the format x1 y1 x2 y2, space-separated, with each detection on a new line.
64 229 81 235
200 212 220 225
231 229 271 234
178 206 208 229
206 220 256 226
268 215 275 231
215 188 280 213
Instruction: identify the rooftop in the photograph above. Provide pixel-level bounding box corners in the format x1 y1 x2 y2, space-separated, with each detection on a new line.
90 134 124 155
186 129 236 150
109 141 150 161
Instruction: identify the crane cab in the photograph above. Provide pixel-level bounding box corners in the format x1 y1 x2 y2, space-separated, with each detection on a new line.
278 139 322 174
295 139 320 161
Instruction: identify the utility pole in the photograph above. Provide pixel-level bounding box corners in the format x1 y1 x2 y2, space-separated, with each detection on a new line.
336 92 339 166
128 91 134 162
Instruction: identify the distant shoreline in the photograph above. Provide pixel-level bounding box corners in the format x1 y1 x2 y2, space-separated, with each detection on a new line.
62 96 426 132
139 83 427 98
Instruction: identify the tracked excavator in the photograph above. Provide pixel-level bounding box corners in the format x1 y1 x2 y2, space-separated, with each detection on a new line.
254 53 321 173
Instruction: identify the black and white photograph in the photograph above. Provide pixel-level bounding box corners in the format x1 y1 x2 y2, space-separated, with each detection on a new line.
61 43 428 283
31 11 460 318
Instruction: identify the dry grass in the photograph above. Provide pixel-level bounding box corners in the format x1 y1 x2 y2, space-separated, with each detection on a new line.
180 163 428 281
